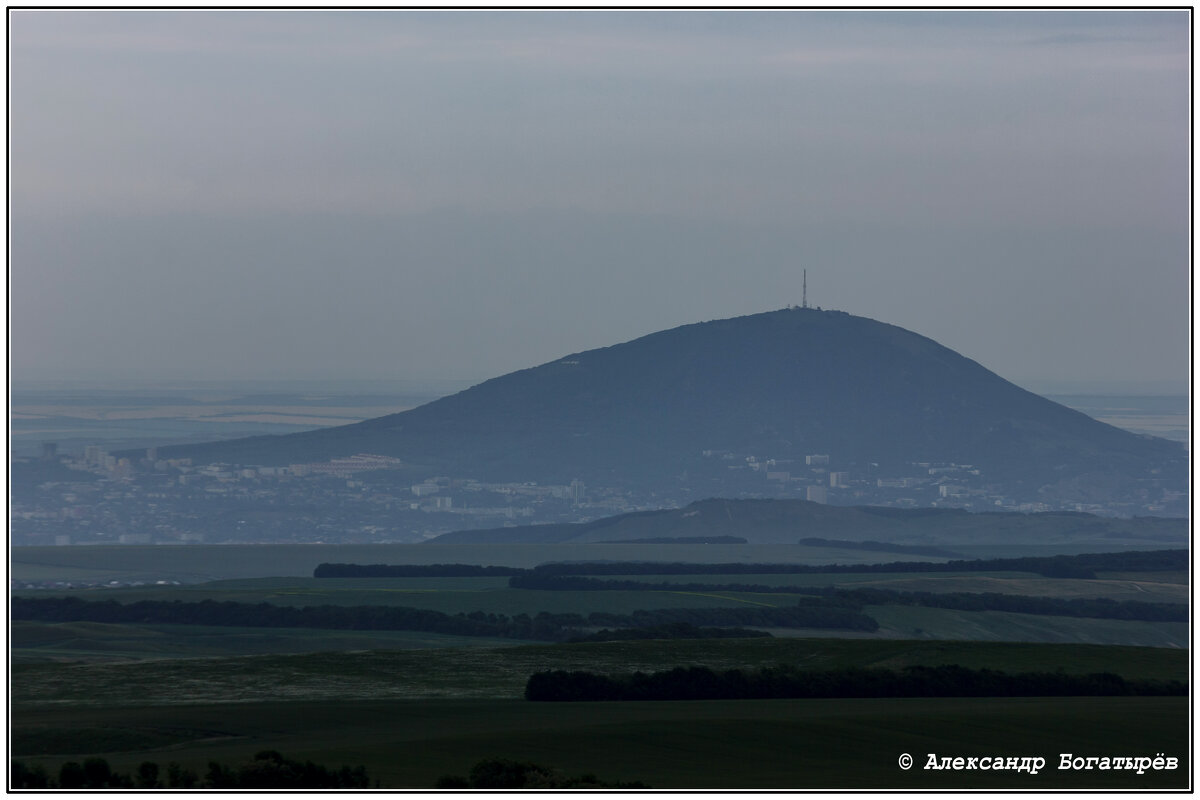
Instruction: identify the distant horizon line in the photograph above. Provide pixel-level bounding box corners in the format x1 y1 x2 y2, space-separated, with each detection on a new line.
9 374 1189 398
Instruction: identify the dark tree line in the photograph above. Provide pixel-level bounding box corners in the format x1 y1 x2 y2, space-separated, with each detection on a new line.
11 751 369 790
524 664 1188 702
12 595 876 640
314 550 1185 582
11 596 557 640
522 549 1187 579
798 537 961 557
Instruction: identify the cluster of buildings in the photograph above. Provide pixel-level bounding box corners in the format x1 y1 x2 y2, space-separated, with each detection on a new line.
10 436 1183 548
695 447 1174 516
13 445 630 546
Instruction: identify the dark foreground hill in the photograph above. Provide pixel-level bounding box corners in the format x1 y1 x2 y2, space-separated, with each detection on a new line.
154 308 1186 505
426 498 1187 546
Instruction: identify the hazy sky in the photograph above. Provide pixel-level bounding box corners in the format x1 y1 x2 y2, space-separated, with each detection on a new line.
10 10 1191 392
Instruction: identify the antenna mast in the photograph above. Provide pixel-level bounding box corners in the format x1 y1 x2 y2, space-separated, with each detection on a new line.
802 270 808 309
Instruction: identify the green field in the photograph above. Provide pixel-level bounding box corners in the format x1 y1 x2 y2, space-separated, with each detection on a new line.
15 564 1188 654
10 621 521 663
12 696 1188 789
12 638 1187 707
16 564 1188 611
15 583 826 618
863 606 1188 648
12 542 953 584
11 543 1191 790
1097 569 1189 585
12 539 1185 584
511 570 1189 603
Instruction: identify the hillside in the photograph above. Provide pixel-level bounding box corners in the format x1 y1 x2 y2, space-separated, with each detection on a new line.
426 498 1188 546
154 308 1186 505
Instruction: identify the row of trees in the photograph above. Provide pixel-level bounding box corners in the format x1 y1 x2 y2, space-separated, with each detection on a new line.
312 549 1185 582
14 596 621 640
524 664 1188 703
11 751 370 790
12 596 558 640
522 549 1187 579
797 537 959 557
12 596 876 640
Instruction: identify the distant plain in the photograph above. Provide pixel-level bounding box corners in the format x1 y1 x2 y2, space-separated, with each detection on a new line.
10 383 1189 458
11 545 1189 788
9 380 471 457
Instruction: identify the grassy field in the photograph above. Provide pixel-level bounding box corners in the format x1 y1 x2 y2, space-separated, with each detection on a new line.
522 570 1189 603
12 605 1186 666
1096 569 1189 584
12 539 1185 584
12 696 1188 789
11 543 1189 789
12 542 953 584
15 562 1188 654
17 565 1188 608
12 637 1187 707
14 583 824 616
10 620 521 663
862 605 1187 647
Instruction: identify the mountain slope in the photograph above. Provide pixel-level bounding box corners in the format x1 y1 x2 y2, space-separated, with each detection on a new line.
156 308 1185 498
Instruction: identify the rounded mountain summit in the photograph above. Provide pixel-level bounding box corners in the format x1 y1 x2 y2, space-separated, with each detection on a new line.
157 308 1185 502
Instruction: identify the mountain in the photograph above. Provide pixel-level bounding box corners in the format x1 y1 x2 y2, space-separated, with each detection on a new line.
426 498 1188 546
154 308 1186 505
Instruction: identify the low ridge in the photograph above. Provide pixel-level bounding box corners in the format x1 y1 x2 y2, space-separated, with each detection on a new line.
426 498 1187 546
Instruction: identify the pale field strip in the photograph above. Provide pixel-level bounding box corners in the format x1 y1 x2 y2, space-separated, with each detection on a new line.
840 575 1187 605
12 404 413 421
15 419 354 432
863 607 1187 648
1093 414 1188 426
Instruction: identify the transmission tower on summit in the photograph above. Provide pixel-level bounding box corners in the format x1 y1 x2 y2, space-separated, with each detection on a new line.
802 270 808 309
